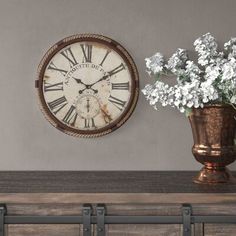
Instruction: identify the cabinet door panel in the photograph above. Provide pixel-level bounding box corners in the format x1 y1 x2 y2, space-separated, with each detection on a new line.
106 224 181 236
205 224 236 236
7 224 80 236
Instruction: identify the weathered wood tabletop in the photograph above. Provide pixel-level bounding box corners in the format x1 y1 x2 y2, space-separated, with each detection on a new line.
0 171 235 193
0 172 235 236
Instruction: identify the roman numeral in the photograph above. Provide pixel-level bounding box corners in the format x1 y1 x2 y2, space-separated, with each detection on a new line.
48 62 68 76
60 47 78 68
99 50 111 66
80 44 92 63
47 96 67 114
112 82 129 90
44 82 63 92
108 95 126 111
84 118 96 128
108 63 125 76
62 105 78 126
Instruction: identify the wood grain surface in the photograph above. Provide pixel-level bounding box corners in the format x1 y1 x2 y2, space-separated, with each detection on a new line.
204 224 236 236
0 171 235 235
6 224 81 236
0 171 235 193
0 193 236 204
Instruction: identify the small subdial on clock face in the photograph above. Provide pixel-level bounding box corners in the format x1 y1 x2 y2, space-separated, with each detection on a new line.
76 95 101 119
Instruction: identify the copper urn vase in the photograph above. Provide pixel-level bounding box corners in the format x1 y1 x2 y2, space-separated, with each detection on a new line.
189 104 236 184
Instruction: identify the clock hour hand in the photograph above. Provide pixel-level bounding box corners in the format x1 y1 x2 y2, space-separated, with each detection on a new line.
78 74 109 93
72 77 86 86
73 77 98 94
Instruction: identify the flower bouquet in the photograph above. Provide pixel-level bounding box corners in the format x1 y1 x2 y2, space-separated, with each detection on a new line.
142 33 236 184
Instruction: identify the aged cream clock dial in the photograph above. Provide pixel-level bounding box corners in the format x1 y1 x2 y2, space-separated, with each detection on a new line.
36 34 139 137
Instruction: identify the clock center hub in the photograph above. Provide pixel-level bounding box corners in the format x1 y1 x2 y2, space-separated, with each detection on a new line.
63 63 109 105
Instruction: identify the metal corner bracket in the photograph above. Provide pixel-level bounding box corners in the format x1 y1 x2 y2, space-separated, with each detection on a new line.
182 204 192 236
82 204 92 236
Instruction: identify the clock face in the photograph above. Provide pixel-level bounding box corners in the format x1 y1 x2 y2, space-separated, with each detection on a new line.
36 34 139 137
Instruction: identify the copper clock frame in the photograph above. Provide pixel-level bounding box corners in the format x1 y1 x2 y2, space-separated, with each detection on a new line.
35 34 139 138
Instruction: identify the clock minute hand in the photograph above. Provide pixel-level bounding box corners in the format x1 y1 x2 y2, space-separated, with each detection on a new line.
90 74 109 87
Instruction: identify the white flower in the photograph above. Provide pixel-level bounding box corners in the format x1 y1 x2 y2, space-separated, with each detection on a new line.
222 57 236 81
166 48 188 75
224 38 236 50
185 61 201 74
229 45 236 59
145 52 164 75
183 60 202 84
205 65 221 83
222 64 234 80
141 84 153 96
200 81 219 102
143 33 236 114
224 38 236 59
187 101 194 108
194 32 218 66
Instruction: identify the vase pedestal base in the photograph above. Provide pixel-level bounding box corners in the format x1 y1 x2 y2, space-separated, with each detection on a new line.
194 167 236 184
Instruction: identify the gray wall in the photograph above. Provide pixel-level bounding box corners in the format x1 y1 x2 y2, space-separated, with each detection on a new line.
0 0 235 170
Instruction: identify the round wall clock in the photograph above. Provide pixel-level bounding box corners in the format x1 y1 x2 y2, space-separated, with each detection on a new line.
35 34 139 137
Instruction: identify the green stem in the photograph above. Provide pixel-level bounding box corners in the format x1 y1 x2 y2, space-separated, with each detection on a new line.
226 102 236 110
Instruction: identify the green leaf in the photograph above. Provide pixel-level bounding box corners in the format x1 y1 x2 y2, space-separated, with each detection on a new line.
155 74 161 81
184 108 192 117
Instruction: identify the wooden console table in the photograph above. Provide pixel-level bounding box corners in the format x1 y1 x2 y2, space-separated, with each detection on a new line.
0 171 235 236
